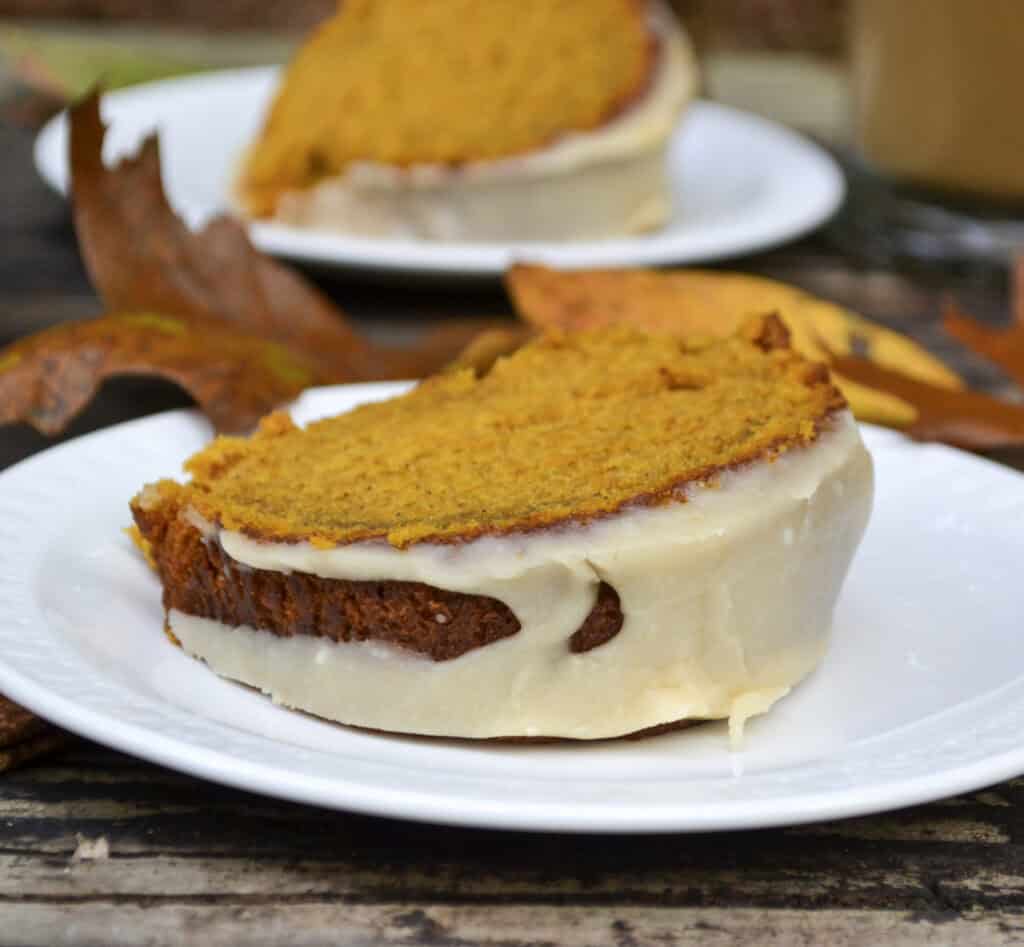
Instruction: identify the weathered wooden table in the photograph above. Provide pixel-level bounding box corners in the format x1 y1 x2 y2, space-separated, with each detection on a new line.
3 115 1024 946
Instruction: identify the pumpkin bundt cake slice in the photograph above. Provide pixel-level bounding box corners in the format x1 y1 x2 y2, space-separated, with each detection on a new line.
132 317 872 742
234 0 697 241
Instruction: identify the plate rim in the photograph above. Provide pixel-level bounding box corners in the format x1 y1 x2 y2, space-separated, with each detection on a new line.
33 65 845 276
2 384 1024 833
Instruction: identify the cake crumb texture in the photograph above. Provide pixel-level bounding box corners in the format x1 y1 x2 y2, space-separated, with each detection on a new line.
147 319 844 549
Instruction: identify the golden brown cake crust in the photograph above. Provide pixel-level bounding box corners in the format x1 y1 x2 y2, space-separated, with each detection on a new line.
147 317 844 550
131 491 626 661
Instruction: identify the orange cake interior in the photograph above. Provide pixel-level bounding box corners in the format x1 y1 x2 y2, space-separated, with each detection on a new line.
139 317 843 551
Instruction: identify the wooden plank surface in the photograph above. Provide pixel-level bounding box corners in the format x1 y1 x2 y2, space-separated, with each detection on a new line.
3 83 1024 947
4 746 1024 944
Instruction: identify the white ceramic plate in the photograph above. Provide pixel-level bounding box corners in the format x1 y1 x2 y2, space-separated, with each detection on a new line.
2 384 1024 833
33 67 844 277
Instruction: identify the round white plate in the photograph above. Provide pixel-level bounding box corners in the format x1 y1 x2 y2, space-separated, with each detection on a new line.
2 384 1022 833
34 67 844 277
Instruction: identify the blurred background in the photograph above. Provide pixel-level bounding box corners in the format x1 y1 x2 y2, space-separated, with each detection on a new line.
0 0 847 140
0 0 844 45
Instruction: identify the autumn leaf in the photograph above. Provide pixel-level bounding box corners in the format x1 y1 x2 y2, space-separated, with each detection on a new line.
68 90 485 385
65 89 496 383
943 257 1024 390
0 694 68 772
833 355 1024 451
0 90 505 438
0 313 319 435
69 90 372 381
0 693 50 750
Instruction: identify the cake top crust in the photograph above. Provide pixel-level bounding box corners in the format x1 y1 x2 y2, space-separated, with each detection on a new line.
238 0 657 216
138 318 845 550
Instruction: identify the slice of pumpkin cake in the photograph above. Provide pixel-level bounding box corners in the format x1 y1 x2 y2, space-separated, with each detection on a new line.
131 317 872 742
234 0 697 241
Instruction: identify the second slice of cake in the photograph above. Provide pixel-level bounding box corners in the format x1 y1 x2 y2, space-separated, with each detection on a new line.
234 0 697 241
132 318 872 741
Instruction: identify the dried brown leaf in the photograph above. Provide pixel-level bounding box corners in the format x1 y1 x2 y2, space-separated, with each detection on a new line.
0 93 536 441
943 259 1024 389
0 694 68 773
0 731 70 772
70 91 370 381
0 313 319 435
67 91 500 385
0 694 48 750
833 355 1024 451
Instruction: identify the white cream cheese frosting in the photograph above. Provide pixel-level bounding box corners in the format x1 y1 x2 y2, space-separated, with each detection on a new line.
248 2 697 242
169 412 873 742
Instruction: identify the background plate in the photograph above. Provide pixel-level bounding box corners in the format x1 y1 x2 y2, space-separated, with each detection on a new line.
1 384 1023 833
34 67 844 277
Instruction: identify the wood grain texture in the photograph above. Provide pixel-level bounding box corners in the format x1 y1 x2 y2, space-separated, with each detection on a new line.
4 904 1024 947
3 748 1024 944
